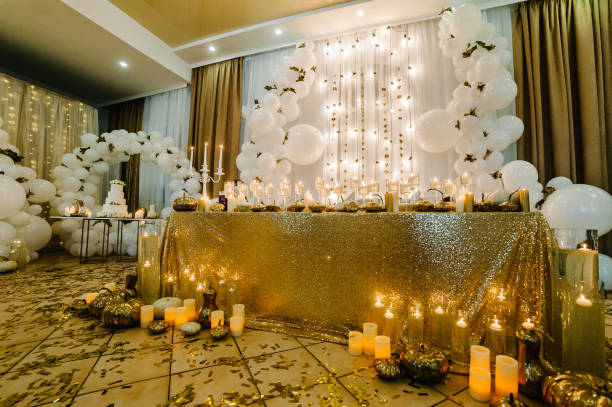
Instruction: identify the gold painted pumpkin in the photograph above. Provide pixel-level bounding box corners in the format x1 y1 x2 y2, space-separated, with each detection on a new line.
308 203 326 213
542 371 612 407
497 200 520 212
413 199 434 212
172 195 197 211
398 342 449 383
433 201 454 212
211 325 229 340
491 393 527 407
101 298 145 329
374 357 402 380
88 289 124 317
474 200 494 212
286 202 306 212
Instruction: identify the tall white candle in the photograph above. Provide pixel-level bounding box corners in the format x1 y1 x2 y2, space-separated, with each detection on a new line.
85 292 98 304
217 145 223 172
183 299 196 321
175 306 188 328
203 142 208 169
348 331 363 356
494 355 519 396
374 335 391 359
140 305 154 328
211 310 224 328
363 322 377 356
164 307 177 326
470 345 490 371
189 146 194 172
456 195 465 213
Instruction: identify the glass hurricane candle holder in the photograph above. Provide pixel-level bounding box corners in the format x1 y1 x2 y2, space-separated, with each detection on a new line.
8 239 27 267
428 296 452 354
137 220 162 304
226 278 240 311
489 284 517 357
401 305 424 343
451 311 469 365
484 315 506 364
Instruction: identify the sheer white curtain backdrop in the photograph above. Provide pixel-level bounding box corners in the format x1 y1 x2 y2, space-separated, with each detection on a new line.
139 86 191 210
240 5 514 194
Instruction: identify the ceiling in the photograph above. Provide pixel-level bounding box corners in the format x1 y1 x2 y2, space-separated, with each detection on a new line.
0 0 517 106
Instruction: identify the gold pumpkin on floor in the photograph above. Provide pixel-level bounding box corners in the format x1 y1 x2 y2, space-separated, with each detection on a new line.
398 342 449 383
542 371 612 407
101 298 145 329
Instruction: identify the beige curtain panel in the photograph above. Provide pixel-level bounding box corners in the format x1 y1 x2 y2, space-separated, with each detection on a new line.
189 58 243 198
0 73 98 180
513 0 611 192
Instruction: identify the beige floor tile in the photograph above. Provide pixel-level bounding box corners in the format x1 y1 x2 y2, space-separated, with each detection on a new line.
0 357 96 406
171 333 241 374
0 341 39 373
169 363 262 405
435 401 460 407
306 341 374 377
339 368 445 407
432 373 469 397
72 376 169 407
105 327 172 354
264 380 358 407
234 329 301 358
0 321 56 345
79 346 171 394
25 332 111 364
49 315 108 338
246 347 328 398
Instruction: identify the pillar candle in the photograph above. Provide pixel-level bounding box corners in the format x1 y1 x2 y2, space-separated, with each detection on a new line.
456 195 465 213
363 322 378 356
85 292 98 304
233 304 245 318
465 193 474 212
430 305 452 352
374 335 391 359
184 299 196 321
164 307 177 326
295 181 304 196
444 180 456 197
403 308 424 343
350 177 360 190
211 310 224 328
495 355 519 396
469 366 491 402
518 189 530 212
175 306 188 328
522 317 535 330
470 345 490 371
140 305 154 328
348 331 363 356
460 172 472 187
230 316 244 336
485 317 506 362
452 316 469 365
371 297 385 328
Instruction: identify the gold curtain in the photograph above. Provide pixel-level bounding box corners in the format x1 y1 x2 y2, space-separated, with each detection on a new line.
0 73 98 179
513 0 611 189
513 0 611 255
108 98 145 213
189 58 243 197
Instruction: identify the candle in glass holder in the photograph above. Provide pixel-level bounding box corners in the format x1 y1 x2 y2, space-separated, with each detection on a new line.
374 335 391 359
198 195 211 212
522 317 535 330
239 183 248 197
429 177 441 191
429 302 452 352
368 181 380 194
184 299 196 321
304 191 315 206
518 189 530 212
164 307 177 326
295 181 304 196
495 355 519 396
485 316 505 362
370 296 385 328
444 179 457 197
348 331 363 356
230 316 244 336
363 322 377 356
469 366 491 402
315 177 324 191
163 275 175 297
175 306 188 328
456 194 466 213
84 292 97 304
211 310 224 328
358 183 369 198
386 179 399 194
407 173 419 188
350 177 360 190
140 305 154 328
265 183 274 196
460 172 472 187
382 308 398 341
452 314 469 365
402 307 424 343
470 345 490 371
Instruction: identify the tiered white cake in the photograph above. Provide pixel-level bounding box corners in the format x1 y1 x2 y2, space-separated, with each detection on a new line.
103 180 128 217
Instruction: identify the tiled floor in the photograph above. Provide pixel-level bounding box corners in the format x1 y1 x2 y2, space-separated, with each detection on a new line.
0 253 610 407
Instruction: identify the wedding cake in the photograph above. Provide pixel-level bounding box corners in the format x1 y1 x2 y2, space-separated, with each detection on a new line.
102 180 129 217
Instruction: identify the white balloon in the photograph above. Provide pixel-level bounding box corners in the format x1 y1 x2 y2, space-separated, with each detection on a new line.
479 72 517 110
415 109 461 153
61 176 81 193
256 153 276 172
61 218 79 233
449 4 482 39
262 93 281 112
0 175 26 219
61 153 81 169
27 204 42 215
127 244 138 257
276 159 291 175
28 179 56 203
92 161 110 174
542 184 612 236
501 160 539 190
10 211 30 226
184 178 201 194
484 131 511 152
495 115 524 142
599 254 612 290
248 109 275 134
285 124 325 166
52 165 72 180
476 22 495 42
474 54 501 81
0 221 16 245
546 176 573 190
169 178 183 191
476 172 502 193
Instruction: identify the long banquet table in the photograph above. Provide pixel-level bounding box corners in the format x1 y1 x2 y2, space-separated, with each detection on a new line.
161 212 553 342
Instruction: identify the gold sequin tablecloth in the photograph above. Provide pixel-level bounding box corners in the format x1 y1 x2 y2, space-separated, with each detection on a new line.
161 212 553 342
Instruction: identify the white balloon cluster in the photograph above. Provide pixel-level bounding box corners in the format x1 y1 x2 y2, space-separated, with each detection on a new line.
0 118 54 262
415 3 524 193
237 43 325 183
49 129 197 256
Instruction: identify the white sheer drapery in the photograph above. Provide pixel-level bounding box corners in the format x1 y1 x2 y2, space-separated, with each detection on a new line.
0 73 98 180
240 6 514 193
139 86 191 210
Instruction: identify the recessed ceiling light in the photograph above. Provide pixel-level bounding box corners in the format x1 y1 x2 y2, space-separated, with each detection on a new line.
118 60 129 68
208 45 216 52
275 28 283 35
356 10 364 16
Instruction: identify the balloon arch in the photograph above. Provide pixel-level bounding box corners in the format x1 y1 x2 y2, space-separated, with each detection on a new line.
49 129 198 257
